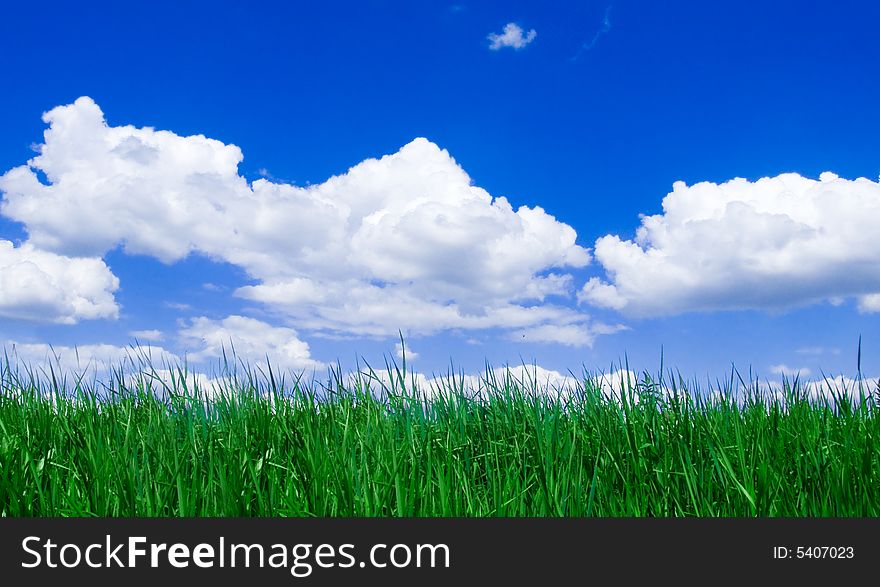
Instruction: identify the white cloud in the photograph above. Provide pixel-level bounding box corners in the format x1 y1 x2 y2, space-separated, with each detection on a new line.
0 240 118 323
577 277 627 310
795 346 840 356
3 342 239 400
129 329 164 341
0 98 600 344
512 323 591 346
129 368 237 401
7 342 179 374
769 364 812 377
236 283 592 339
511 320 627 346
178 315 324 372
344 364 582 402
801 376 877 404
582 172 880 316
394 342 418 361
498 364 577 390
592 369 641 403
858 293 880 313
425 366 645 404
422 365 578 401
714 375 878 408
488 22 537 50
350 368 432 397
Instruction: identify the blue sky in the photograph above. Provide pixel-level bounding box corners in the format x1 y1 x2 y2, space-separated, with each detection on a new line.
1 0 879 381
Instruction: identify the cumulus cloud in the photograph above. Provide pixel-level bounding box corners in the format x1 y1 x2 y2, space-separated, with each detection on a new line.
416 365 577 401
344 364 585 402
770 364 812 377
394 342 418 361
129 329 164 341
795 346 840 356
0 98 600 344
427 366 645 404
7 342 178 374
510 322 621 346
178 315 323 371
712 375 878 408
487 23 537 50
3 341 242 400
5 334 314 395
350 368 432 397
498 364 577 390
0 240 118 323
591 369 644 403
582 172 880 316
801 376 877 404
858 293 880 313
7 331 316 387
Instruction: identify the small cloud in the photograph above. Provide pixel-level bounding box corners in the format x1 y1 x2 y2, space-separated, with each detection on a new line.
511 322 626 347
7 341 179 377
202 282 224 292
394 342 418 361
795 346 840 356
578 277 627 310
858 293 880 313
129 329 164 342
164 301 192 311
0 240 119 324
591 322 630 336
488 23 537 51
255 167 294 184
179 315 323 371
770 364 812 377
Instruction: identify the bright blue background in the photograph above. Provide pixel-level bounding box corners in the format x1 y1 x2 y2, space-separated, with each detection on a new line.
1 0 878 377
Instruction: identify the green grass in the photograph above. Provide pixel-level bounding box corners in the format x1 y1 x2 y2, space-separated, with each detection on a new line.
0 352 879 517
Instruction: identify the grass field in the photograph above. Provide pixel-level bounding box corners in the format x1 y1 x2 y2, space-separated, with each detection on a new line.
1 352 879 517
